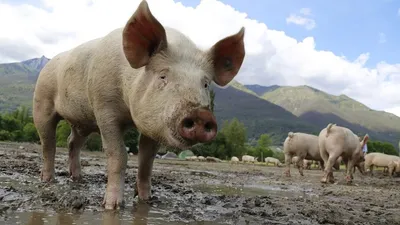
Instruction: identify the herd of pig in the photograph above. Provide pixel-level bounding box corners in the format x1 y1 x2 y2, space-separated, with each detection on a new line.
30 0 399 211
279 123 400 184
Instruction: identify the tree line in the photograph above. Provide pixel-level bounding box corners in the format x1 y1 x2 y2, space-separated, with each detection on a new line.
0 90 398 161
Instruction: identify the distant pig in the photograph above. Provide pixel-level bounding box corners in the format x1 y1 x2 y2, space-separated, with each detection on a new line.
303 159 312 170
364 152 400 176
242 155 258 163
283 132 340 177
186 156 198 161
206 156 222 163
265 157 282 167
318 123 368 184
197 156 206 161
32 0 245 210
388 160 400 177
231 156 240 163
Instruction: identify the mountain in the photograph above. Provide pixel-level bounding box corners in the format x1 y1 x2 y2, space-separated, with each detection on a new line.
1 56 399 147
243 84 280 96
211 84 319 143
245 84 400 147
0 56 50 112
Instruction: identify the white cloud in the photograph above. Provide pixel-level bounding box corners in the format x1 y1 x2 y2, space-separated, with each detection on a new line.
286 8 316 30
398 8 400 16
0 0 400 116
385 106 400 117
379 32 386 44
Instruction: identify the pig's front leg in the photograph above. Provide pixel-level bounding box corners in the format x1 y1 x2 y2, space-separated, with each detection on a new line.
135 134 159 201
346 159 355 184
100 126 128 210
284 153 292 177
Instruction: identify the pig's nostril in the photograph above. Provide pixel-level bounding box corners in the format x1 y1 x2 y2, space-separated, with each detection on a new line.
183 118 195 129
204 122 215 132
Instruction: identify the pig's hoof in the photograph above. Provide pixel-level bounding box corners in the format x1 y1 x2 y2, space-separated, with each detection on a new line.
320 177 328 183
284 171 291 177
102 197 125 210
69 168 82 182
69 174 83 182
40 171 55 183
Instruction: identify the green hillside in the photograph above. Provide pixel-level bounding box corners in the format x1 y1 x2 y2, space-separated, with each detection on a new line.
0 56 49 112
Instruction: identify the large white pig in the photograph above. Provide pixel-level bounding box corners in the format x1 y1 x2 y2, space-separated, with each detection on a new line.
283 132 340 177
32 0 245 209
318 123 368 184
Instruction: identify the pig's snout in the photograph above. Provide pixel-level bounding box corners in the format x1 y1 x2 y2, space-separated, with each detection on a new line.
178 108 217 143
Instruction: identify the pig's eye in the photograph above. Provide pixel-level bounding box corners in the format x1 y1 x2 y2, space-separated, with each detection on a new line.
204 82 209 89
160 76 166 80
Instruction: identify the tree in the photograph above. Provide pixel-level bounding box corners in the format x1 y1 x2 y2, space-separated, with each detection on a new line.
23 122 39 142
220 118 247 158
210 89 215 113
124 128 140 154
248 133 273 161
257 134 272 149
367 140 398 156
85 134 102 151
56 121 71 147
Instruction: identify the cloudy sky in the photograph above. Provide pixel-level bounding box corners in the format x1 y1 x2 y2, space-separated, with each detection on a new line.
1 0 400 116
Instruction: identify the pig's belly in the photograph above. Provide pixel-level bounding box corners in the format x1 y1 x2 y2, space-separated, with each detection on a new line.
55 94 99 136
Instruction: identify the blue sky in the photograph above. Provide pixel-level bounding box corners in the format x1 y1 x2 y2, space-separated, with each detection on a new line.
180 0 400 67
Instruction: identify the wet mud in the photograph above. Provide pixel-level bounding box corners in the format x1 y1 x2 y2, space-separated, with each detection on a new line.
0 142 399 225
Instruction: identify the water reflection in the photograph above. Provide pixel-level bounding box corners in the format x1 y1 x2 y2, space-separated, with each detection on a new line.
102 211 120 225
132 202 151 225
26 212 45 225
11 200 223 225
23 202 152 225
57 213 76 225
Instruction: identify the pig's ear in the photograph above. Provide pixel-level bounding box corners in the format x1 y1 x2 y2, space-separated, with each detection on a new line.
209 27 245 87
122 0 167 69
363 134 369 144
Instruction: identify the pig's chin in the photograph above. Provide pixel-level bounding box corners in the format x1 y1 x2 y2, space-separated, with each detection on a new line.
164 129 195 150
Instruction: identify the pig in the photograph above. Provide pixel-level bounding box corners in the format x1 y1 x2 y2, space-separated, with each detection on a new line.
32 0 245 210
388 160 400 177
242 155 257 163
318 123 368 184
283 132 340 177
197 156 206 161
364 152 400 176
265 157 282 167
231 156 239 163
337 156 364 175
291 156 299 165
185 156 198 161
206 156 222 162
303 159 312 170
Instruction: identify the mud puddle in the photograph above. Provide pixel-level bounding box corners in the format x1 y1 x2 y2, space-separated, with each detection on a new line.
1 207 228 225
192 183 319 200
1 142 400 224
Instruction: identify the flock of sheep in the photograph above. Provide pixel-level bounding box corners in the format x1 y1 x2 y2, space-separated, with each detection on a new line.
185 123 400 184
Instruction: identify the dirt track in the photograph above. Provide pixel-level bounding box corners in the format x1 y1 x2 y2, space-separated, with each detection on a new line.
0 142 399 225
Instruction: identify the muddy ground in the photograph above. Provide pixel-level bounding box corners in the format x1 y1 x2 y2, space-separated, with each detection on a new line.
0 142 399 225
